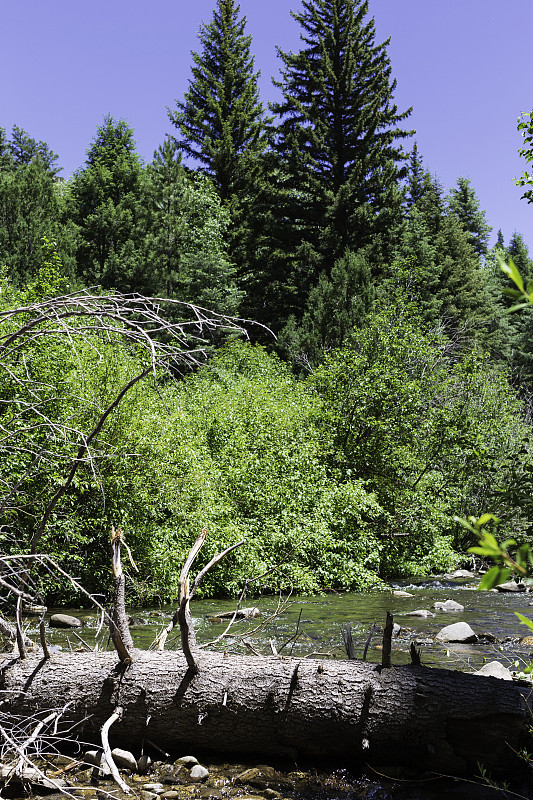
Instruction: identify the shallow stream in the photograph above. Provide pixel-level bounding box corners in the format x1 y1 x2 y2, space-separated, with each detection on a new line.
9 575 533 800
33 575 533 673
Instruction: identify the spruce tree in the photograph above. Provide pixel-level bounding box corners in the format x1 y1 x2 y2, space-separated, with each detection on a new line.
169 0 268 199
269 0 413 309
143 136 242 314
447 176 491 258
0 127 74 285
507 231 533 276
282 248 374 369
390 154 444 326
70 116 145 290
169 0 270 285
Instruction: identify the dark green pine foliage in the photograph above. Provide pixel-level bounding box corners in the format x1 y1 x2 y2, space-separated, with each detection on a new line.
143 135 242 315
503 233 533 384
8 126 60 176
483 237 525 367
404 142 426 207
394 157 496 343
269 0 413 321
281 248 374 370
169 0 270 278
507 231 533 276
70 115 145 291
434 212 494 339
447 176 492 258
391 153 445 325
0 126 74 285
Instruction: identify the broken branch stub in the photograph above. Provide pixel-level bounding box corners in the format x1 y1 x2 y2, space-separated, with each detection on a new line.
154 533 245 660
110 527 134 663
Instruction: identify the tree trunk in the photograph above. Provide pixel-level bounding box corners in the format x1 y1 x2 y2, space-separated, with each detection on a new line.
0 649 529 776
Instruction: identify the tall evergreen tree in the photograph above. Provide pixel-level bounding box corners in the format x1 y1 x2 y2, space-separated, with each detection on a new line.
394 160 496 342
70 116 145 290
269 0 413 316
169 0 270 283
447 176 491 258
169 0 269 201
143 136 242 314
405 142 428 208
506 231 533 277
8 126 60 176
0 126 74 285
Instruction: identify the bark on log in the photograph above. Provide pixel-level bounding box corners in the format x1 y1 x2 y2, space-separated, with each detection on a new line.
0 649 530 777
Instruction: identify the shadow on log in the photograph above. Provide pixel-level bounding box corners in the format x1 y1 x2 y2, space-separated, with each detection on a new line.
0 647 531 778
1 533 532 785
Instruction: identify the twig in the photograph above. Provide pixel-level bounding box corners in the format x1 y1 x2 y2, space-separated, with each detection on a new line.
188 540 245 600
342 622 356 660
70 630 94 652
101 706 130 794
154 530 207 651
39 619 50 659
362 622 376 662
15 595 26 659
278 608 303 654
144 737 170 759
381 612 393 669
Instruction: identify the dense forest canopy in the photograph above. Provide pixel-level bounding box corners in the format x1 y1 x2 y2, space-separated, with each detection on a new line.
1 0 533 604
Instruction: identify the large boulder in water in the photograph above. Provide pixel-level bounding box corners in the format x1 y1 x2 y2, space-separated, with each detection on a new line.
434 599 465 612
495 581 526 592
49 613 82 628
436 622 477 643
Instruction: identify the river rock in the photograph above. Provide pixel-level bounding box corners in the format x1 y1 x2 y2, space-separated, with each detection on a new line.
111 747 137 771
189 765 209 782
174 756 198 767
449 569 476 578
23 603 47 615
50 613 82 628
405 609 435 618
433 599 465 612
521 635 533 646
84 750 111 775
211 607 260 621
235 766 279 787
142 783 165 793
495 581 526 592
474 661 514 681
436 622 478 643
198 788 222 799
158 764 184 784
393 590 413 598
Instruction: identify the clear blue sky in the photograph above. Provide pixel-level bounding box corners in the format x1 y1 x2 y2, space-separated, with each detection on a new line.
2 0 531 252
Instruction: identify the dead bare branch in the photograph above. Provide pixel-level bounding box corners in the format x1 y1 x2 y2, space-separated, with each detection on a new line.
100 706 130 794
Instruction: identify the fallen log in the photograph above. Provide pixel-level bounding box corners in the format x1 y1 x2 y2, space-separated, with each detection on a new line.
0 648 530 777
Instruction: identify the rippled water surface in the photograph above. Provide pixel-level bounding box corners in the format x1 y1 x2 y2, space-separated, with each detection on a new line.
32 576 533 673
10 579 533 800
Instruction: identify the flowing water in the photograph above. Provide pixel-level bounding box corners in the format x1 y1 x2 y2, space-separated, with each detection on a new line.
12 576 533 800
34 575 533 672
